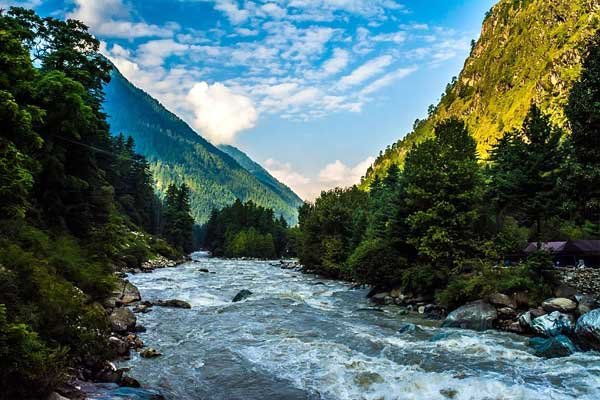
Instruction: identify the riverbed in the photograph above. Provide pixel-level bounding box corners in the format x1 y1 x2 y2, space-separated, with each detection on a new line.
115 253 600 399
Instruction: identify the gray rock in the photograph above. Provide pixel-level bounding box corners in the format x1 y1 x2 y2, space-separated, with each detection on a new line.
232 289 253 302
120 376 141 388
109 336 130 356
442 301 497 331
110 308 136 333
575 308 600 351
554 284 577 299
529 335 578 358
418 305 426 314
154 299 191 309
140 347 162 358
497 307 517 320
542 298 577 313
488 293 516 309
575 294 598 316
511 291 529 308
518 311 533 330
531 311 574 337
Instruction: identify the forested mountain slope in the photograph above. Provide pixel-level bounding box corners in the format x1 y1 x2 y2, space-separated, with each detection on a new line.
102 67 301 224
218 144 303 210
363 0 600 187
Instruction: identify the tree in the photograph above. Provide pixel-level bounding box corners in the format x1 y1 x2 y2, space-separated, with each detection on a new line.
403 118 484 276
164 183 195 253
486 105 563 239
565 31 600 227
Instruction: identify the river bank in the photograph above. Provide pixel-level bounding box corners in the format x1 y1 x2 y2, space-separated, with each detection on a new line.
89 256 600 399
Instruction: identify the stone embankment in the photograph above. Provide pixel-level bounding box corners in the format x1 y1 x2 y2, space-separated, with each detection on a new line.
555 267 600 296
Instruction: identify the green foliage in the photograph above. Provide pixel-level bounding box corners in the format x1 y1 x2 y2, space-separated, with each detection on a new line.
203 199 289 259
0 8 179 397
164 183 195 253
0 304 68 400
347 239 407 286
297 186 369 278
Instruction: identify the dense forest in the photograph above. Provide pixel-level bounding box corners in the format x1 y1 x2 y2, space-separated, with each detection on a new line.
202 200 292 259
296 31 600 309
0 8 192 398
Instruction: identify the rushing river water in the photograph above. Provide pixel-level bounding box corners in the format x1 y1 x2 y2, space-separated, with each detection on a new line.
110 252 600 400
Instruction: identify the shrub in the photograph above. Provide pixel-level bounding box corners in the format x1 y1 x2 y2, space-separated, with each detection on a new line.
347 239 407 286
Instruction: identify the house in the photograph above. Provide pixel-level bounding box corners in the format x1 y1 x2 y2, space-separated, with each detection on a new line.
523 240 600 268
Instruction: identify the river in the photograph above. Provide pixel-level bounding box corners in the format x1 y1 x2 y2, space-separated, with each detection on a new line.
106 252 600 399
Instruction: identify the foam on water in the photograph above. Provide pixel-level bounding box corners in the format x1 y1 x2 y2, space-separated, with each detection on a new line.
119 258 600 400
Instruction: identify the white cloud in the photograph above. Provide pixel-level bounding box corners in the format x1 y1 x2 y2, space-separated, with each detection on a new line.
319 48 350 77
137 39 190 66
214 0 249 24
260 3 287 19
360 66 417 95
68 0 176 39
338 55 393 89
318 156 375 187
264 158 314 198
186 82 258 145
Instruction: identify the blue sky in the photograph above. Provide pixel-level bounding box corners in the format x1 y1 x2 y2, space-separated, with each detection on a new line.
6 0 495 199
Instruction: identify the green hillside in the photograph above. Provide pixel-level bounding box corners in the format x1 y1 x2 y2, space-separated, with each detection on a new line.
218 144 303 209
102 67 301 224
363 0 600 188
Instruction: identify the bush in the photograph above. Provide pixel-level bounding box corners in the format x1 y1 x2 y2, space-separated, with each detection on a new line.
0 304 68 400
347 239 407 286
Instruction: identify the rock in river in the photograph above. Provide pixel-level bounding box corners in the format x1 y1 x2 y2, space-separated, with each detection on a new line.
154 299 192 309
232 289 253 302
531 311 574 337
110 308 136 333
442 301 497 331
542 297 577 313
529 335 578 358
140 348 162 358
575 308 600 351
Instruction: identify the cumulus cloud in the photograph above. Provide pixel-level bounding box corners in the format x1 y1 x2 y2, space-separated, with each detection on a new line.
338 55 393 89
68 0 176 38
214 0 249 24
186 82 258 145
318 157 375 187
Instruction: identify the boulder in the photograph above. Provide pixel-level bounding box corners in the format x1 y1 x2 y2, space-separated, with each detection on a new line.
575 294 598 316
95 362 123 383
531 311 574 337
390 288 403 299
497 307 517 320
154 299 191 309
554 284 577 299
530 307 546 318
511 291 529 308
418 306 426 314
529 335 578 358
488 293 516 309
120 281 141 305
441 301 497 331
232 289 253 302
518 311 533 330
198 268 210 273
110 308 136 333
575 308 600 351
542 298 577 313
119 376 141 388
370 292 390 304
140 348 162 358
109 336 130 357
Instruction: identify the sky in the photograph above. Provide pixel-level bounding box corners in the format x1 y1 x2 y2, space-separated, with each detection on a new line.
4 0 496 200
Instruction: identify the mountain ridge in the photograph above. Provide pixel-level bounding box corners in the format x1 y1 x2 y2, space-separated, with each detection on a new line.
362 0 600 187
102 66 302 224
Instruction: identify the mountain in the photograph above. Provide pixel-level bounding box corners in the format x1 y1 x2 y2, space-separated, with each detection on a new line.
363 0 600 187
218 144 303 209
102 66 302 224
